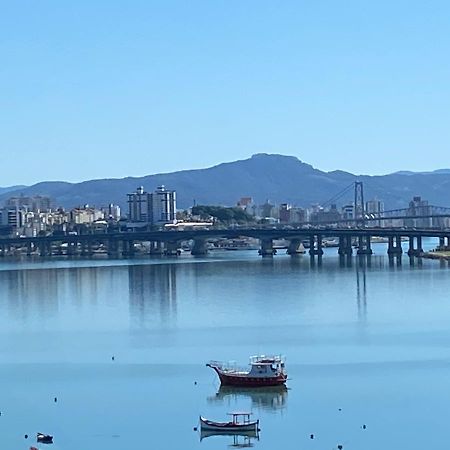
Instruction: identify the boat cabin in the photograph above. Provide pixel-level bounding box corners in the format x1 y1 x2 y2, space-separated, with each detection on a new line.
248 355 285 378
228 412 253 425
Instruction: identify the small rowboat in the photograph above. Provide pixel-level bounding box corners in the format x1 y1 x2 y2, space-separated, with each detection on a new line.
37 432 53 444
199 412 259 433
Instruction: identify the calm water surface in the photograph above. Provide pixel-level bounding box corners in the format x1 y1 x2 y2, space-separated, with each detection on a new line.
1 241 450 449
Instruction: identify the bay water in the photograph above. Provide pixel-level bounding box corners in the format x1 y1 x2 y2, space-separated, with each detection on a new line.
1 240 449 449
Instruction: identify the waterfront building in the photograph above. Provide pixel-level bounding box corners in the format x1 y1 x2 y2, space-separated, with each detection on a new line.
127 185 176 226
279 204 291 223
237 197 253 208
102 204 121 221
366 199 385 226
342 204 354 221
260 200 277 220
311 204 341 224
152 185 176 225
0 207 25 228
406 196 432 228
6 195 53 212
237 197 255 216
290 207 306 223
70 206 105 225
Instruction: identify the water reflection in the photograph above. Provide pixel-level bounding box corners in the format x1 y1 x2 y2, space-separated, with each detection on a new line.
0 269 59 320
356 262 367 322
128 264 177 328
208 386 288 413
200 430 259 447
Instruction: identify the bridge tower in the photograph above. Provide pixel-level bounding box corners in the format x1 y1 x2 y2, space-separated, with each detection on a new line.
354 181 365 225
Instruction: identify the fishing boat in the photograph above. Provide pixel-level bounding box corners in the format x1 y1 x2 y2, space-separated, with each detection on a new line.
199 412 259 433
206 355 287 387
37 432 53 443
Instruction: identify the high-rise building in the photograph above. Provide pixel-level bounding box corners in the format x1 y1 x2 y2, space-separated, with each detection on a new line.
6 195 53 212
366 199 385 226
151 185 176 224
342 204 354 221
279 204 291 223
406 196 432 228
127 186 176 226
0 207 24 228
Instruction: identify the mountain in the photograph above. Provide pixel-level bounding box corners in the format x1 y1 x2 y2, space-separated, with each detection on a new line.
0 185 27 195
1 154 450 210
393 169 450 176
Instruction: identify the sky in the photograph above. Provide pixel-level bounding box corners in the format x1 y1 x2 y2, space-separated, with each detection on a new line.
1 0 450 186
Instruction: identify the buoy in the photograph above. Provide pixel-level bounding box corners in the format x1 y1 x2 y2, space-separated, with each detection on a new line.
24 434 28 439
193 427 197 431
112 356 115 361
362 424 366 429
338 445 343 450
54 397 57 403
338 408 342 411
310 434 314 439
194 381 197 385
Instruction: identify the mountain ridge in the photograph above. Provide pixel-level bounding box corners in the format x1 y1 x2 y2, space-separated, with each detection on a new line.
1 154 450 210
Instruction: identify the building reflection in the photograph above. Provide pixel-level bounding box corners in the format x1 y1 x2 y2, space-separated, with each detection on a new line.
128 264 177 328
355 261 368 322
208 385 288 413
0 268 60 321
0 266 104 325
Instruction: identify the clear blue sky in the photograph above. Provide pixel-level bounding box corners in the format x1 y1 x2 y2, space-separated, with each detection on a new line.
2 0 450 186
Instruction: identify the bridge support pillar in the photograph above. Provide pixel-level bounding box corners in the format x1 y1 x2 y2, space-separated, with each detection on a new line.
287 239 305 255
357 235 373 255
150 241 164 255
129 240 136 256
164 241 180 256
191 239 208 256
121 240 129 256
338 235 353 256
39 242 48 257
259 239 275 256
107 239 119 256
388 236 403 256
67 242 77 256
408 236 423 257
309 234 324 256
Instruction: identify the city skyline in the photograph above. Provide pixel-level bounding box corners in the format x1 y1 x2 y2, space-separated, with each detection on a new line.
2 1 450 185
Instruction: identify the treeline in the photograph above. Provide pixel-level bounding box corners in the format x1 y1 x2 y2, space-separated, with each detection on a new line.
191 205 255 224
